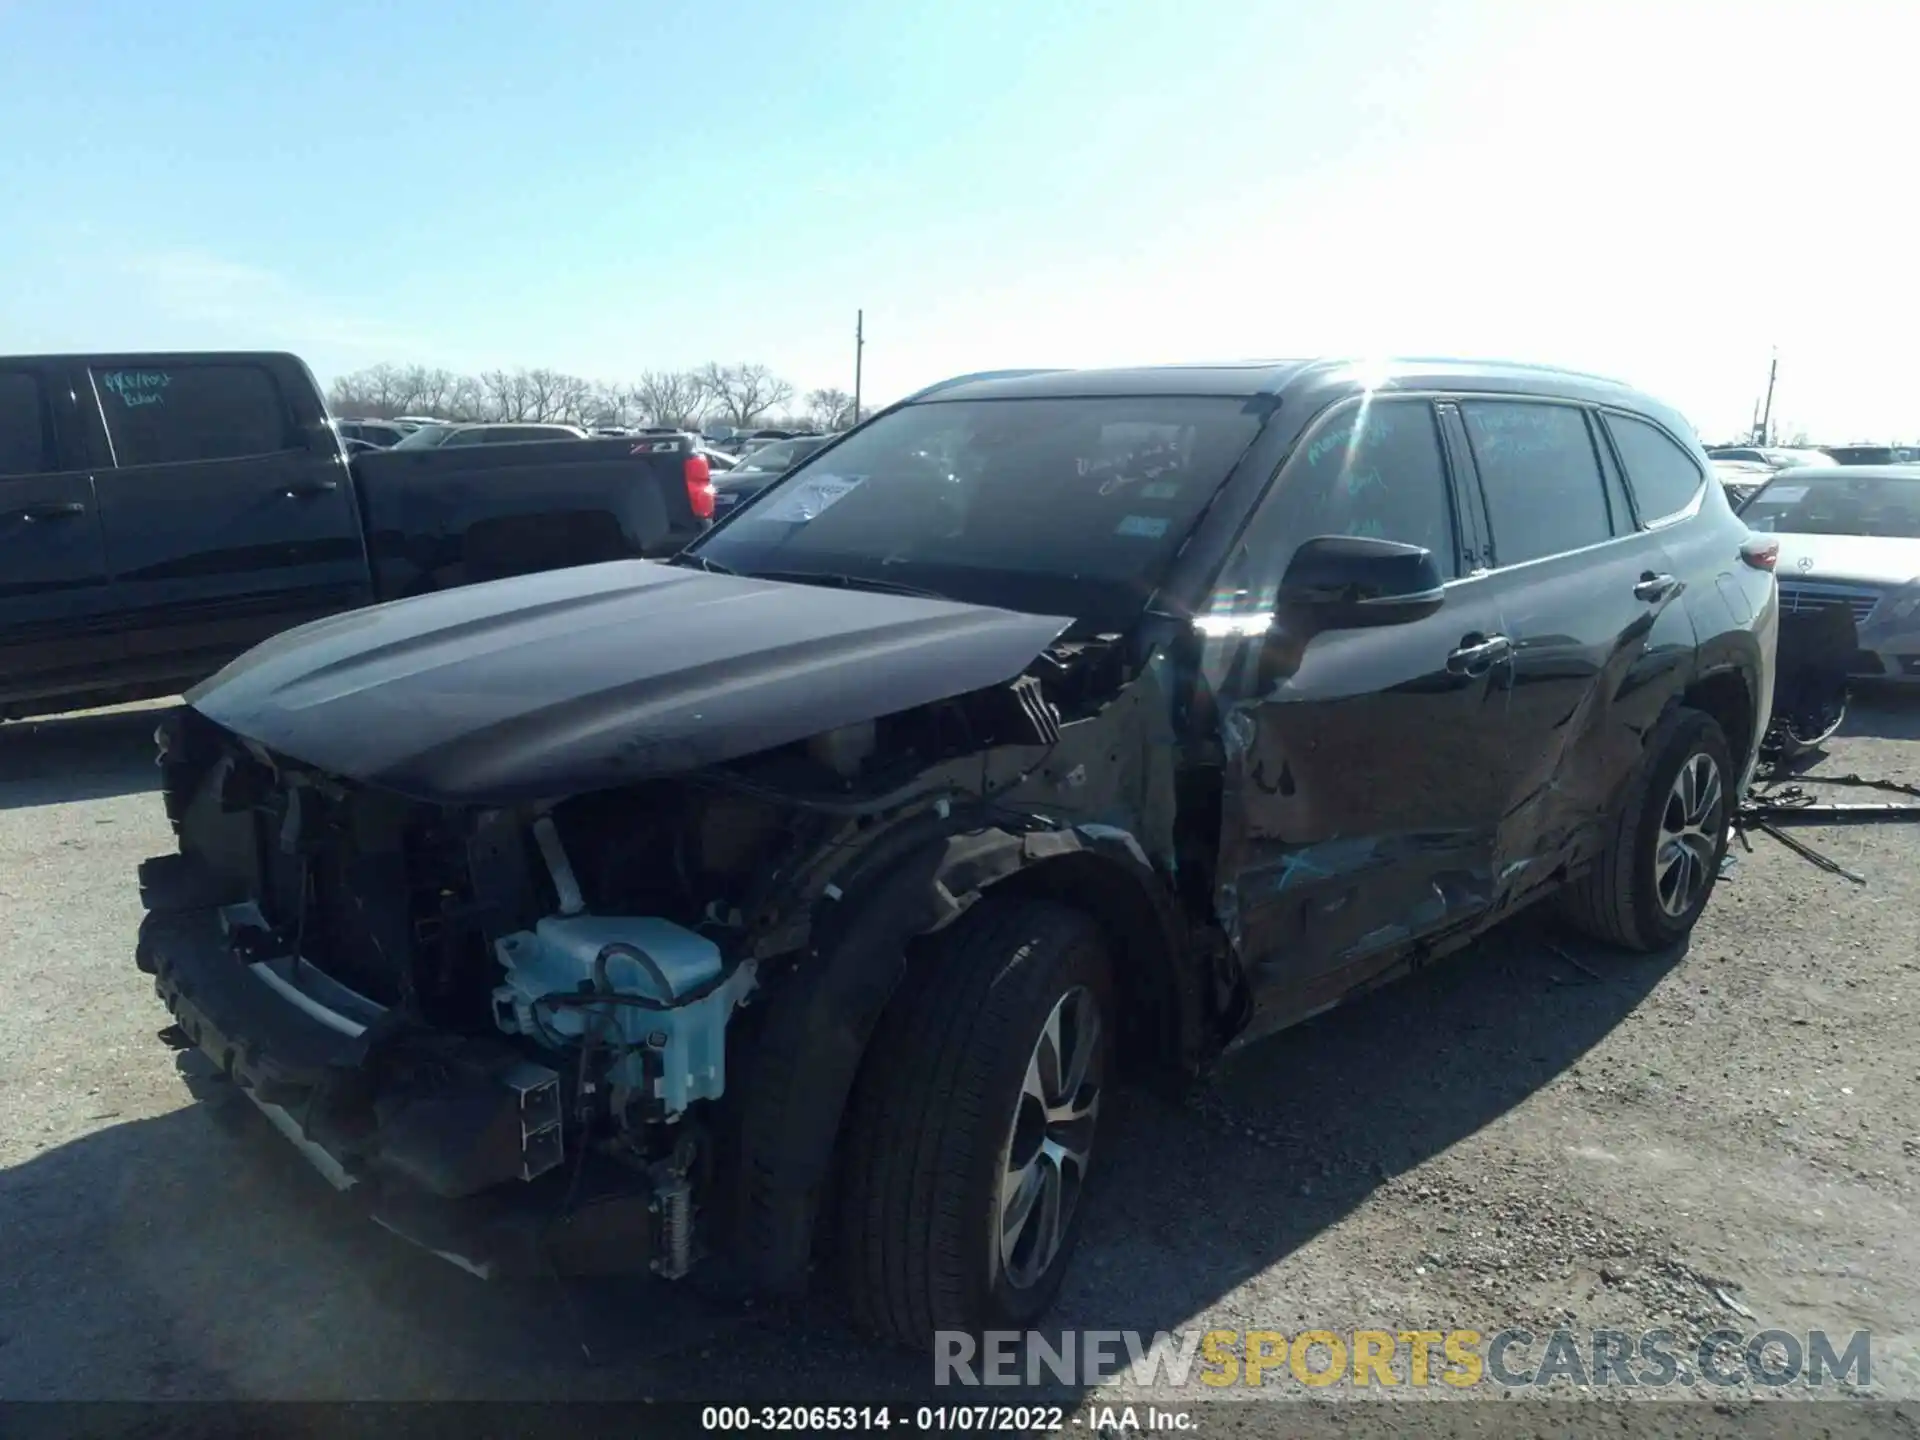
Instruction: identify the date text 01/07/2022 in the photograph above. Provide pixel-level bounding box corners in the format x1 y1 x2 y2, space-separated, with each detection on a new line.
700 1404 1193 1431
699 1406 1198 1432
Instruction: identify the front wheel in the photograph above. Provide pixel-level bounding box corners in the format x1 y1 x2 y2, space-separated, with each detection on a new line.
837 898 1113 1348
1561 706 1735 952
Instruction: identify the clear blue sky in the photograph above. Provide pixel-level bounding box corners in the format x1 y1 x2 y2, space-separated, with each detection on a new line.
2 0 1913 439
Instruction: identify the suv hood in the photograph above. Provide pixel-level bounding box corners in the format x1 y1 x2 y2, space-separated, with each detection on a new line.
187 560 1072 805
1774 533 1920 588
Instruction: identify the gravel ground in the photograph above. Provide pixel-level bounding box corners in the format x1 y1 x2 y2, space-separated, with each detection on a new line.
2 694 1917 1434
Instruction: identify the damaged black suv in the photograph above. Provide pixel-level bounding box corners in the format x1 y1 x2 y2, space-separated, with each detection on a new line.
136 359 1777 1347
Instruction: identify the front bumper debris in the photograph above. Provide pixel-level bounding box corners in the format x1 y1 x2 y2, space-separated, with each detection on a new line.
136 855 658 1279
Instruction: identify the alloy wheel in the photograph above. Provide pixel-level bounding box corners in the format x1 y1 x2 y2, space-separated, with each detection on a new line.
1655 751 1725 918
998 984 1103 1290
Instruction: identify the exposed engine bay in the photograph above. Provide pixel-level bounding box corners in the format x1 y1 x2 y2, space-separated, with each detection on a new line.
142 629 1172 1277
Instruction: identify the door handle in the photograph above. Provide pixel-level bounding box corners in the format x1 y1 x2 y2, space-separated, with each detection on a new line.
19 501 86 520
282 479 341 498
1446 633 1513 675
1634 572 1681 602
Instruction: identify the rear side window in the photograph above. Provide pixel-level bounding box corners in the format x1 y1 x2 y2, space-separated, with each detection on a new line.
93 364 292 467
1604 412 1705 522
1460 401 1612 565
0 371 52 477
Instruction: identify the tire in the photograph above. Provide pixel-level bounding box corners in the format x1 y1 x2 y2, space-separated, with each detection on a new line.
1560 705 1735 953
838 897 1114 1349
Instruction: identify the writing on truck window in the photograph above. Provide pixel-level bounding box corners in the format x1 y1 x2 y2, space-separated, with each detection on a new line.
101 371 172 408
1465 403 1572 459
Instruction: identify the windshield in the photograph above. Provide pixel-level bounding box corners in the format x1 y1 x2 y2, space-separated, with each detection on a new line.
392 425 458 449
736 437 822 474
690 395 1264 625
1743 471 1920 538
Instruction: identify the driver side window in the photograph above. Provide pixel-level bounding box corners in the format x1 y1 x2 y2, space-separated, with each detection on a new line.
1238 399 1461 590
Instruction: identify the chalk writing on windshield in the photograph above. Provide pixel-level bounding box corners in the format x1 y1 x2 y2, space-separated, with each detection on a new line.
100 371 171 408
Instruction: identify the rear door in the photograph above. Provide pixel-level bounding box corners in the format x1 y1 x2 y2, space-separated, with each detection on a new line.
0 364 122 701
1452 398 1699 901
88 358 372 669
1212 396 1529 1013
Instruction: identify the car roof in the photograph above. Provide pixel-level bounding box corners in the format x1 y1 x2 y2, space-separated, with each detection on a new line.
917 356 1654 406
1761 465 1920 482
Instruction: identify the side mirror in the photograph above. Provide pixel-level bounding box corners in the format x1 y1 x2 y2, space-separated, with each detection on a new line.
1277 535 1445 627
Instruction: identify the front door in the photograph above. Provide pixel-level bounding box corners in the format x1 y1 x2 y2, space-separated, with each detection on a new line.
88 359 369 671
1208 396 1527 1021
0 366 122 707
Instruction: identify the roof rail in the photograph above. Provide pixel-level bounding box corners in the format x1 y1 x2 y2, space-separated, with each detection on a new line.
1388 356 1633 387
898 368 1065 404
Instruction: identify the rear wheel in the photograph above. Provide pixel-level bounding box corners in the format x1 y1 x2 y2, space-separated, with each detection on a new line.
1561 706 1734 952
838 898 1113 1348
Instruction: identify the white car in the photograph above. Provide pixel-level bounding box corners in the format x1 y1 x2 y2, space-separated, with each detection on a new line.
1740 465 1920 681
1707 445 1833 470
1712 459 1775 507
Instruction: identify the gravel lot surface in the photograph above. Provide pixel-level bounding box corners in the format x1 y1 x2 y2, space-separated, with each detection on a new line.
2 694 1917 1434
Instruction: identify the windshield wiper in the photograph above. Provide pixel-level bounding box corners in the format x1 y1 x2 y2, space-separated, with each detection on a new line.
670 552 738 576
750 568 954 602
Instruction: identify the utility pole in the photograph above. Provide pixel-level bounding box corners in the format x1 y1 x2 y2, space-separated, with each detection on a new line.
1759 351 1778 447
853 309 864 428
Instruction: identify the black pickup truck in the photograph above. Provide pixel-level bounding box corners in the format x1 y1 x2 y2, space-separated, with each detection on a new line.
0 351 714 720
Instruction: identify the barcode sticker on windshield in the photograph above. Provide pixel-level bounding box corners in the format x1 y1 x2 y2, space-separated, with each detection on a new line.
761 474 865 522
1115 514 1170 539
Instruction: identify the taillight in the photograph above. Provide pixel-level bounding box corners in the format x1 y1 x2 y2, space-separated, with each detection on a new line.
1740 536 1779 571
684 453 714 519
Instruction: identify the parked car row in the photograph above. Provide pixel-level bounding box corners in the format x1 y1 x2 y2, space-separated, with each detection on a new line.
393 421 590 449
1706 445 1835 471
129 355 1777 1351
341 416 750 473
1707 442 1920 468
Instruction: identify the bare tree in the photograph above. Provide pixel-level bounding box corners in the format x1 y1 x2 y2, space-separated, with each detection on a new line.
446 373 486 422
700 362 794 428
329 359 810 431
402 366 461 418
477 369 528 421
553 373 598 426
806 387 856 431
633 369 709 430
328 364 412 417
584 382 637 429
